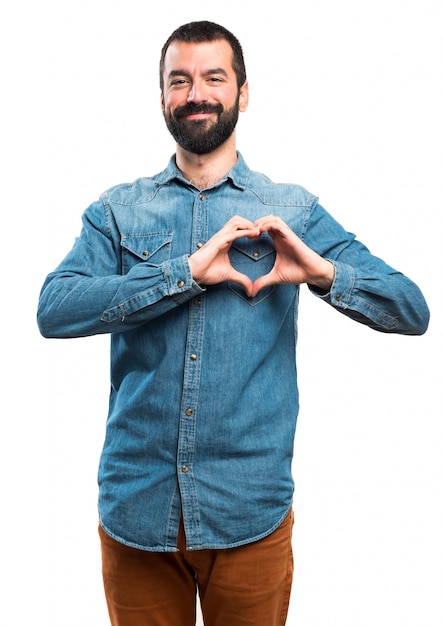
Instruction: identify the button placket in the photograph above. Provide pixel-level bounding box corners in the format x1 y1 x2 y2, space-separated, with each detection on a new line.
175 189 208 548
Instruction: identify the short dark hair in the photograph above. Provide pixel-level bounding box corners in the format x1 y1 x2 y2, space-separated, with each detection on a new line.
159 21 247 91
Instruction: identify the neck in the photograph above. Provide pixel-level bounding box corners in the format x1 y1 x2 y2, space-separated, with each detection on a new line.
175 134 238 190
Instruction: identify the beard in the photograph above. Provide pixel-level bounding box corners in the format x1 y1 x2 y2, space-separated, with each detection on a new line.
163 97 240 155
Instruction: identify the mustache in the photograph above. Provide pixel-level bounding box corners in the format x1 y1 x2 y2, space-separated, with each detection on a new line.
173 102 224 119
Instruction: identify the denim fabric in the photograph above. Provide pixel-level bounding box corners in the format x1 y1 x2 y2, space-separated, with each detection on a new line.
37 153 429 551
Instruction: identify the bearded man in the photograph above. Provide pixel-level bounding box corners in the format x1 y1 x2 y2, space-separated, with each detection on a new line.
37 20 429 626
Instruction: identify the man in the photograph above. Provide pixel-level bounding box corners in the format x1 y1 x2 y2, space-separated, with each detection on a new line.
37 20 430 626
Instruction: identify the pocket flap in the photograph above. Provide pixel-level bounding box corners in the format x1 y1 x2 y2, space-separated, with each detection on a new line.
120 232 173 261
230 235 275 261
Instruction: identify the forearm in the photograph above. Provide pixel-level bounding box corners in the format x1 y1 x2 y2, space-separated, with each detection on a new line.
309 258 429 335
305 203 430 335
37 256 204 338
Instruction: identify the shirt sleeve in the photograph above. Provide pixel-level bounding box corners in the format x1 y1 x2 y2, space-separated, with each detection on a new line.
37 199 205 338
304 201 430 335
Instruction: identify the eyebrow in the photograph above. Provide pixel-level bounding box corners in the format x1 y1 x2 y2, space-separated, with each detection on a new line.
167 67 229 80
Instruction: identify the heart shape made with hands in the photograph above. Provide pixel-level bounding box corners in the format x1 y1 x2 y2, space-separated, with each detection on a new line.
224 215 311 298
189 214 334 299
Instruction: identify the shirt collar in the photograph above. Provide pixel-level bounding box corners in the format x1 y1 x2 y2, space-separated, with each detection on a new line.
156 152 250 190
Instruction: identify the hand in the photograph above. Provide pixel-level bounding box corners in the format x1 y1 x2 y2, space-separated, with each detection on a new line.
188 215 260 296
249 215 335 298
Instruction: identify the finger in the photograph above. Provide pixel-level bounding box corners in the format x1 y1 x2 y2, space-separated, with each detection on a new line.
228 269 254 295
201 226 259 257
250 271 277 298
214 217 260 243
222 226 261 247
226 215 259 232
254 215 286 232
230 222 261 238
259 222 291 239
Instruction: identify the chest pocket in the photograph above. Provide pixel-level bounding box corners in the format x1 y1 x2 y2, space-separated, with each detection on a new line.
228 236 276 305
120 232 173 275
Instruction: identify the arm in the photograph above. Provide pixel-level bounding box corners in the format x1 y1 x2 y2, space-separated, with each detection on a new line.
37 200 204 338
250 208 429 335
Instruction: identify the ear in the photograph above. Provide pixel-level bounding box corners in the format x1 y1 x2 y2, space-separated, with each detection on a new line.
160 91 165 112
239 81 249 112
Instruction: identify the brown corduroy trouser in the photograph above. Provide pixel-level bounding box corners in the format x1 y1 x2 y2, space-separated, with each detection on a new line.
99 510 294 626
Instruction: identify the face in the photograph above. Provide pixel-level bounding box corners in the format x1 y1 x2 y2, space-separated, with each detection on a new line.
161 40 248 154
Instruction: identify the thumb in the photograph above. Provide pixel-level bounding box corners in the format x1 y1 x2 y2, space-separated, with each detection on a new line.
228 268 254 296
250 271 276 298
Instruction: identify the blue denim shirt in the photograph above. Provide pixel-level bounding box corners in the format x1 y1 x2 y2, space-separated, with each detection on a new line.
37 153 429 551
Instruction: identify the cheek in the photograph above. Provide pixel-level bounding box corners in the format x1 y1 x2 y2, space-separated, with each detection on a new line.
163 94 182 115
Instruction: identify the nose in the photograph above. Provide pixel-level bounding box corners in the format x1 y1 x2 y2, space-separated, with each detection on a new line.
187 82 207 104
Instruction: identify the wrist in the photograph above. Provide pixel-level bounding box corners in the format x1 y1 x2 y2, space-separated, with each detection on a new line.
312 260 335 291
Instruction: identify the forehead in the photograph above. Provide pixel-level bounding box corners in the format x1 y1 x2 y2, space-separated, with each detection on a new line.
163 39 235 77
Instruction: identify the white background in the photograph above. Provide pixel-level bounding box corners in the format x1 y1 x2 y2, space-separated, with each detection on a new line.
2 1 442 624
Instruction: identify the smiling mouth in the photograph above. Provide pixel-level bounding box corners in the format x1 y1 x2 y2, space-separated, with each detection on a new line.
174 103 223 120
186 112 214 120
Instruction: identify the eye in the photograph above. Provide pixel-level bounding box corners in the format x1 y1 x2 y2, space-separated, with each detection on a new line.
168 77 191 88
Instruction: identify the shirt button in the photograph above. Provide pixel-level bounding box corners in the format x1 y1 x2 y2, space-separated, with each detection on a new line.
194 299 201 306
196 242 203 249
142 250 149 256
185 408 193 416
177 280 184 288
336 294 342 301
253 250 259 257
199 194 205 201
190 354 197 361
181 466 189 473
